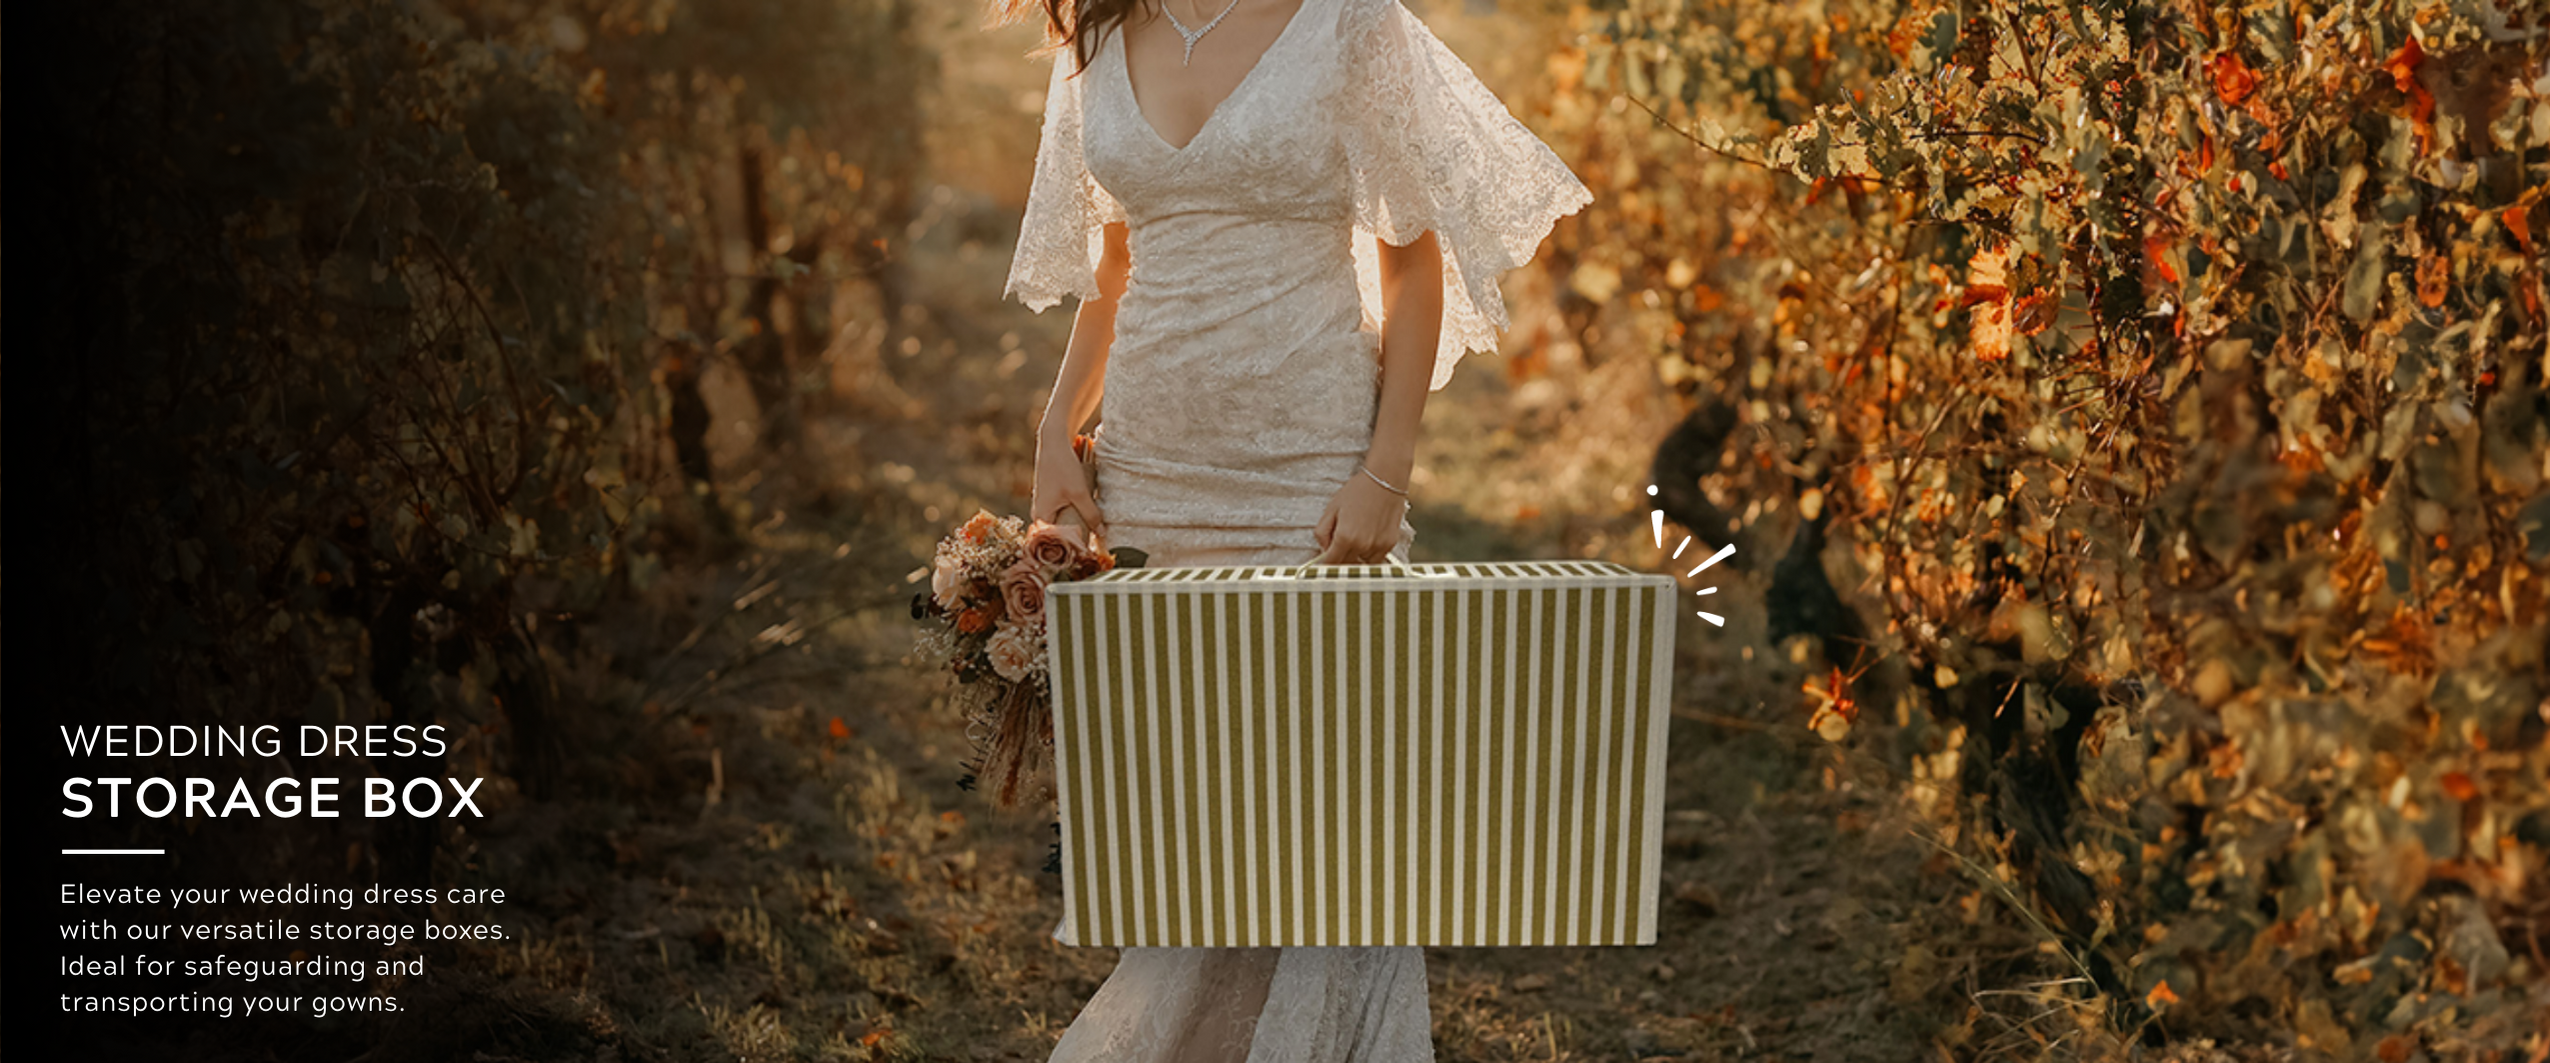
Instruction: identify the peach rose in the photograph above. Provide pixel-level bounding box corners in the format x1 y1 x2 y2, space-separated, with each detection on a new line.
1000 560 1048 625
1023 522 1082 574
986 619 1045 683
930 556 964 610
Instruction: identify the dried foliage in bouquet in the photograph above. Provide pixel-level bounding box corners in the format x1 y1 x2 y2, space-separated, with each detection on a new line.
910 507 1142 808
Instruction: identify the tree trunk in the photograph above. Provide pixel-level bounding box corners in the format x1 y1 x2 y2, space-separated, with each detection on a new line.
663 341 737 546
736 145 799 451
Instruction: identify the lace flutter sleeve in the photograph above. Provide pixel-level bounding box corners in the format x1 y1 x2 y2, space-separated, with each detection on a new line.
1005 51 1127 312
1339 0 1593 390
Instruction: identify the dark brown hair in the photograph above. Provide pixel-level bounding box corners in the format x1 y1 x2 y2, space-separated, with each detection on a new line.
988 0 1144 73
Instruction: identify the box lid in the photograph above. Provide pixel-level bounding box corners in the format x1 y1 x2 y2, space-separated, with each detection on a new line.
1049 560 1671 593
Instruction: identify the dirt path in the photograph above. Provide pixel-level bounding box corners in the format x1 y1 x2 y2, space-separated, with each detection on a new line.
406 529 1966 1063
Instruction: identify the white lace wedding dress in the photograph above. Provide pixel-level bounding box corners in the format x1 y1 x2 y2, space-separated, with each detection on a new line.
1003 0 1589 1057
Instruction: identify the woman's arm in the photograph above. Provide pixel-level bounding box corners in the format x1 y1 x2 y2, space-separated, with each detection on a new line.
1366 230 1443 489
1033 221 1133 540
1314 230 1443 563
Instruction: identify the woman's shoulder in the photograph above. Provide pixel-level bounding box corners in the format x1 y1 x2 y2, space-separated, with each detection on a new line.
1328 0 1465 68
1328 0 1405 42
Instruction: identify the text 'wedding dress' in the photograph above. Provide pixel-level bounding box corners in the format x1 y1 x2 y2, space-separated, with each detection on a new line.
1003 0 1590 1056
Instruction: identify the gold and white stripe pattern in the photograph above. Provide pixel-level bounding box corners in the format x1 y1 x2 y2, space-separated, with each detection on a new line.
1046 561 1675 946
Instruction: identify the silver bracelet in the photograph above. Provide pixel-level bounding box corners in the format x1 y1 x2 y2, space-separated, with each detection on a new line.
1358 464 1410 497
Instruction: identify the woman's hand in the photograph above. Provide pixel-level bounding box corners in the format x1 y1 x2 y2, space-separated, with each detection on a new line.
1311 469 1406 564
1031 430 1107 547
1312 231 1437 566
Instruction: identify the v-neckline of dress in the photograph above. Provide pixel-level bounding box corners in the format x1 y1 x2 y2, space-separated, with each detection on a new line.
1113 0 1313 156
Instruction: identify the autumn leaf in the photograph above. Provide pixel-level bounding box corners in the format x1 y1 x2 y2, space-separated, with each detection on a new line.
2144 235 2181 284
2382 37 2436 148
2208 52 2258 105
2381 36 2424 94
1806 704 1852 741
1972 305 2012 361
1805 673 1858 743
2012 290 2056 336
2416 253 2450 308
1967 243 2014 361
2208 740 2245 779
2243 95 2278 129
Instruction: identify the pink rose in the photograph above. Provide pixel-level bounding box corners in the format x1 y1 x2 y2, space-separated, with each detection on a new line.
1023 522 1082 575
1000 560 1048 625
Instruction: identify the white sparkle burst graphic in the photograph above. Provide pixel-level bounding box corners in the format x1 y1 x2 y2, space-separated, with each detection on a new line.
1648 484 1734 627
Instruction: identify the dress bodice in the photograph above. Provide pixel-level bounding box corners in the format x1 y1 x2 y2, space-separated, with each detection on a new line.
1083 7 1372 397
1005 0 1594 393
1080 1 1354 233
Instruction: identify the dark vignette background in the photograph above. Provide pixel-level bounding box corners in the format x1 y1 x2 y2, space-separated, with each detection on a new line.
9 0 936 1053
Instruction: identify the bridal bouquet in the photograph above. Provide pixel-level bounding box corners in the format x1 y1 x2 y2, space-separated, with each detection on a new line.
910 484 1140 807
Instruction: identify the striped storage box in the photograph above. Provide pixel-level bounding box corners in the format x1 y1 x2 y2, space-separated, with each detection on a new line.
1044 561 1676 947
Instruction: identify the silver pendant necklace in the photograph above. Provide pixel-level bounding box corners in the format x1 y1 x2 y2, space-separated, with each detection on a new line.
1160 0 1245 66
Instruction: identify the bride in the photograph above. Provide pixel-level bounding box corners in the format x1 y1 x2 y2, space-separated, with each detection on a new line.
996 0 1589 1056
